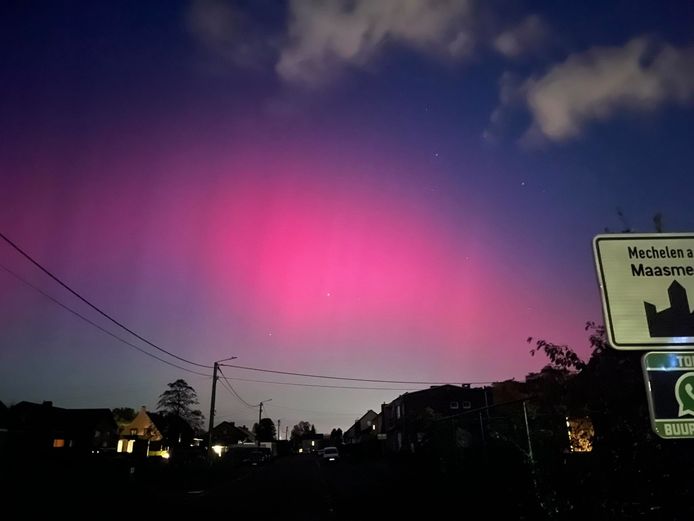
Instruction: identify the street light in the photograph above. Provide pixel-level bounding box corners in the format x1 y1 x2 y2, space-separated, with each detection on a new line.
207 356 237 458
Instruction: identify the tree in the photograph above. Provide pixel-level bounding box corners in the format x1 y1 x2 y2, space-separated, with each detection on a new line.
253 417 276 441
290 421 313 442
330 428 343 444
526 322 684 517
157 379 205 432
112 407 136 425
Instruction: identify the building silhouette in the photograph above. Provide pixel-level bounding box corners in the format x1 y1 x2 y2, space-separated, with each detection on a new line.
644 280 694 337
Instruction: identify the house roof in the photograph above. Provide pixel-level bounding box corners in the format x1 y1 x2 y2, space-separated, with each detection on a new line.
0 400 8 428
121 407 194 441
393 384 483 402
212 420 256 442
9 401 116 433
148 411 194 437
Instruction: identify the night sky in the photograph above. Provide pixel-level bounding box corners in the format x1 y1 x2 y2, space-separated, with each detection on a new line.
1 0 693 434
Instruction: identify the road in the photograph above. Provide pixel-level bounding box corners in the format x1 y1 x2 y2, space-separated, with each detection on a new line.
173 454 462 519
2 451 540 518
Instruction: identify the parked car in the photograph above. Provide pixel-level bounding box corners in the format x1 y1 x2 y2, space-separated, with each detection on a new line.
322 446 339 462
243 448 271 466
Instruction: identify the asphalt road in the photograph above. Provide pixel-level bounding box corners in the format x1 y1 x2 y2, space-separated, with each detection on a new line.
177 454 459 519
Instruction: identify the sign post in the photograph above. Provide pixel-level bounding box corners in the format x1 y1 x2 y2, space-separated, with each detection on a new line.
594 233 694 438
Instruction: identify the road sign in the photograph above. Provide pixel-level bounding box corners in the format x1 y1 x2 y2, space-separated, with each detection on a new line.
643 352 694 438
593 233 694 350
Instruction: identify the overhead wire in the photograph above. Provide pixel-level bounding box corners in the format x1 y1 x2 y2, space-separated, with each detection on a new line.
0 230 212 369
218 367 257 408
1 231 505 389
218 374 425 391
221 363 498 386
264 402 361 417
0 263 212 378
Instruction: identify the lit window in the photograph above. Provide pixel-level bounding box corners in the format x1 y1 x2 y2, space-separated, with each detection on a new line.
566 417 594 452
450 401 459 410
130 428 137 435
53 439 65 448
118 439 135 453
462 401 472 409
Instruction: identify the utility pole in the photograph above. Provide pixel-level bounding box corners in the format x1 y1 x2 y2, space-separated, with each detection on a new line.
207 356 237 459
257 399 272 446
277 419 281 440
207 362 219 458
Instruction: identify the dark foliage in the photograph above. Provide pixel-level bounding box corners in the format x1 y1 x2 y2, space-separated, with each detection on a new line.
157 379 205 432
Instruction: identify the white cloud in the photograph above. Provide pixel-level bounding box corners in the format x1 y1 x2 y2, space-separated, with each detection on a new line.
517 37 694 142
276 0 477 86
493 14 547 59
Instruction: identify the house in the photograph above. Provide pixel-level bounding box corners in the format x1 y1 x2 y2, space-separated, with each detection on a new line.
381 384 491 453
343 409 378 444
7 401 117 453
212 421 255 445
118 406 194 457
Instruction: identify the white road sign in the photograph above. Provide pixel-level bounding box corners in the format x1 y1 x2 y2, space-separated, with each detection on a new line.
593 233 694 350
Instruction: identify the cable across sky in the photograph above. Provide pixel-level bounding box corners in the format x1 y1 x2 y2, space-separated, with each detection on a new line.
221 363 499 386
0 230 212 369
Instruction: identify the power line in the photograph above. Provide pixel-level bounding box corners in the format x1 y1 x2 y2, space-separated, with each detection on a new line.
221 363 498 386
0 263 212 378
218 367 257 409
264 402 361 417
219 374 426 391
0 231 212 369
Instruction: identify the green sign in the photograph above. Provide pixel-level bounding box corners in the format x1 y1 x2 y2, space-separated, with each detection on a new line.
643 352 694 438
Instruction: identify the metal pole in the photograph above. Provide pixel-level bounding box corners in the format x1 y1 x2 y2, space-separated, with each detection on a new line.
484 387 490 418
522 400 534 464
207 362 218 458
258 401 263 446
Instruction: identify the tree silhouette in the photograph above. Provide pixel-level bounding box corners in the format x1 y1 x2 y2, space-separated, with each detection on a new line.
112 407 136 425
330 427 343 443
157 379 204 431
290 421 313 441
253 418 276 441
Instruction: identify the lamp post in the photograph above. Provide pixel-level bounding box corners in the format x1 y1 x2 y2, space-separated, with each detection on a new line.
207 356 237 458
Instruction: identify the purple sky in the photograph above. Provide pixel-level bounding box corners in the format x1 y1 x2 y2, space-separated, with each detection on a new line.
1 0 693 433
